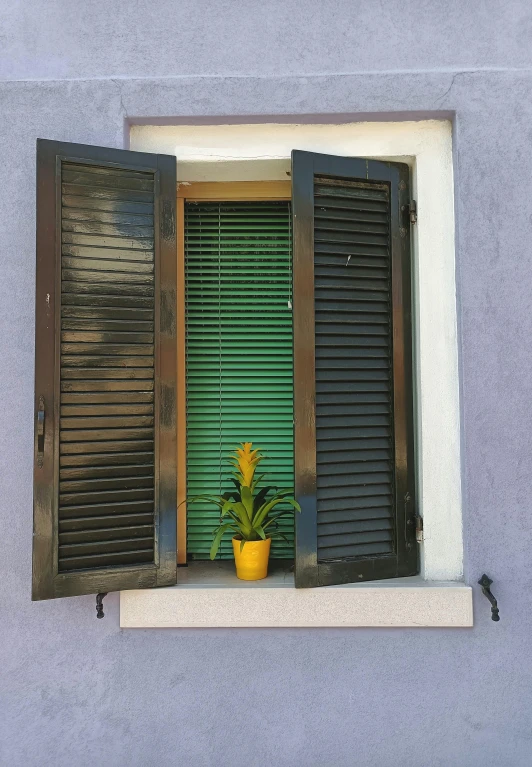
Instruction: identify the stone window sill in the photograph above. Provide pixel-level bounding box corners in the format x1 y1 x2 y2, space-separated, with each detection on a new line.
120 561 473 628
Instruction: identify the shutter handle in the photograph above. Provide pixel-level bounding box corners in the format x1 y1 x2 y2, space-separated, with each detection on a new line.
37 396 45 468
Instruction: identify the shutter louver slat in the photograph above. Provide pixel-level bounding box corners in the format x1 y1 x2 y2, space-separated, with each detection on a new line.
185 201 294 559
58 162 156 573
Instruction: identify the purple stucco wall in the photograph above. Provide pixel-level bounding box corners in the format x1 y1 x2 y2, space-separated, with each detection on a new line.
2 2 532 765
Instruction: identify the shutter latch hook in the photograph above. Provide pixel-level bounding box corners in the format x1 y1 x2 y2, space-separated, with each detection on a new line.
96 592 108 619
478 575 500 621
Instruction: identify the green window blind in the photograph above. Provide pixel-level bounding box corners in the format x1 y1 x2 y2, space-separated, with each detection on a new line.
185 200 294 559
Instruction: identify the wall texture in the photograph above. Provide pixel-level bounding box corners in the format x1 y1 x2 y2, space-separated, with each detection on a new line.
2 2 532 765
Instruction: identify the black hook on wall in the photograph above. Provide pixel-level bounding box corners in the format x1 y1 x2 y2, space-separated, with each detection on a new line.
478 575 500 621
96 592 108 619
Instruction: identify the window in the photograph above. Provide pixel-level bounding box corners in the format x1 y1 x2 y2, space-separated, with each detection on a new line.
32 125 471 627
181 194 294 562
174 159 417 588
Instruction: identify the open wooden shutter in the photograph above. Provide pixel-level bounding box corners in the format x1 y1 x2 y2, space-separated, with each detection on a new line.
33 139 177 600
292 150 417 588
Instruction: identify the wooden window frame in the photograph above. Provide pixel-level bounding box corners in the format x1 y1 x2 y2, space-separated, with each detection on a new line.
176 181 291 564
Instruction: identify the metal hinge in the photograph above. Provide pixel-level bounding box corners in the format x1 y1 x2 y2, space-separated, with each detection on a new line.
415 514 424 543
409 200 417 225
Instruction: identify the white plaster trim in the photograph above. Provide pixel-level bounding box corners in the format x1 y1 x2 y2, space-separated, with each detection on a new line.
126 120 463 625
131 120 462 582
120 578 473 628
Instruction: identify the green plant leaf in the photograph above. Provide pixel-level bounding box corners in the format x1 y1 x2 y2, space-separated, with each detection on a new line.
262 514 288 530
231 501 252 533
222 499 245 517
253 496 287 528
220 504 239 522
252 485 275 516
183 493 227 509
209 523 234 560
278 498 301 513
221 490 240 503
251 473 266 492
240 485 254 521
229 511 245 527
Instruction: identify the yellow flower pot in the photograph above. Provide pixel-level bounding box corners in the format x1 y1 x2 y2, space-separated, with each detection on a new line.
232 537 271 581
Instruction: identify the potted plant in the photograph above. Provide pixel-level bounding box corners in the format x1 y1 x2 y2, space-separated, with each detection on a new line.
185 443 300 580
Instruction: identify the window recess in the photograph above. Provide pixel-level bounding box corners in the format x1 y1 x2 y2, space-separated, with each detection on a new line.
184 199 294 560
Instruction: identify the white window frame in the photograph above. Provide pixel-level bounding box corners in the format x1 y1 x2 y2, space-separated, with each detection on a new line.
120 120 471 628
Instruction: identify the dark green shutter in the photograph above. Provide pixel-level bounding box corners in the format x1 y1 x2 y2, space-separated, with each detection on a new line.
32 139 177 600
185 201 294 559
292 150 417 587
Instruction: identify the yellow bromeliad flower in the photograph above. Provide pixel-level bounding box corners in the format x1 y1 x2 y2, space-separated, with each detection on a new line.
230 442 263 487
